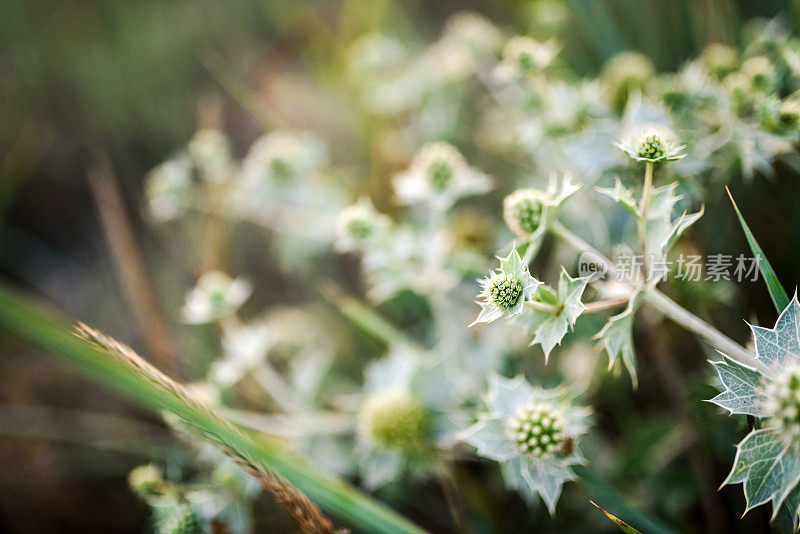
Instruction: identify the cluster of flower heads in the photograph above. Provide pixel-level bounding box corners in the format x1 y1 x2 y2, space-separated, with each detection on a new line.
136 9 800 529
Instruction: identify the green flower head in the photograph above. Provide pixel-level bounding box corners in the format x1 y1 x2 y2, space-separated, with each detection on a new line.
360 390 430 451
763 364 800 447
503 189 546 237
617 127 686 163
472 248 540 325
508 401 567 459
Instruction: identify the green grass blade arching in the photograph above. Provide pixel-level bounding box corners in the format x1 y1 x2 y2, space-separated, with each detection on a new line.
726 186 790 313
0 285 427 534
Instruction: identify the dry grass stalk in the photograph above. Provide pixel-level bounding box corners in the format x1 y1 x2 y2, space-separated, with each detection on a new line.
75 322 348 534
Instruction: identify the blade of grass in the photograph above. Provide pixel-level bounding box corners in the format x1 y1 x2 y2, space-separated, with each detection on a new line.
0 285 427 534
726 186 789 313
590 501 644 534
575 465 674 534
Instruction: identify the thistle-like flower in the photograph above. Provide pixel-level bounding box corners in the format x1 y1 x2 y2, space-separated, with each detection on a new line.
616 127 686 162
182 271 252 324
461 375 590 513
393 142 491 210
711 297 800 523
601 51 655 112
443 11 502 60
503 189 546 237
472 248 540 325
700 43 738 79
501 36 559 75
335 198 391 252
360 390 430 451
762 364 800 447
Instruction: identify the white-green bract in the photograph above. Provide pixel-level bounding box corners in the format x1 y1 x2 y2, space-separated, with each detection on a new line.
710 296 800 527
460 375 590 514
471 248 541 325
616 127 687 162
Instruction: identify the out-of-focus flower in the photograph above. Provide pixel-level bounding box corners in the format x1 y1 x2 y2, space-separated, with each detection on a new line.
700 43 738 79
601 51 655 112
393 142 491 209
157 503 205 534
209 321 272 386
145 155 193 222
461 375 590 513
443 12 502 60
187 129 234 183
360 390 430 451
617 126 686 162
182 271 252 324
129 465 166 497
741 55 777 93
472 248 540 325
335 198 392 252
503 189 547 237
500 36 559 76
241 131 327 186
347 33 407 80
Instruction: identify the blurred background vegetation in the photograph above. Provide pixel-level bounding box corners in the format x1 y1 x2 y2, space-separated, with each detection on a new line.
1 0 800 532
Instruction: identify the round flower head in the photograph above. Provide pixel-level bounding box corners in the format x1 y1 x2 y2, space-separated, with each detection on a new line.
335 199 391 251
502 36 559 75
741 56 775 93
472 248 540 325
461 375 590 513
360 390 430 451
347 33 407 80
503 188 548 237
700 43 738 79
182 271 252 324
393 142 491 210
508 402 566 459
128 464 165 497
617 127 686 163
763 364 800 447
145 156 193 222
601 51 655 112
186 129 233 183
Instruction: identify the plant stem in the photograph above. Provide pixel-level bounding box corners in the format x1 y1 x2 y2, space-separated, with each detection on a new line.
638 161 654 283
525 297 628 314
547 221 761 371
434 454 472 534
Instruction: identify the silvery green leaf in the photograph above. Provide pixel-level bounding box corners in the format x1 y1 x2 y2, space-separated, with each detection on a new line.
558 269 590 324
361 448 404 489
500 454 579 515
723 429 800 518
595 177 638 216
520 272 589 361
709 356 767 417
751 296 800 374
595 290 643 385
660 205 705 255
644 183 682 221
776 484 800 532
461 416 517 461
485 374 534 420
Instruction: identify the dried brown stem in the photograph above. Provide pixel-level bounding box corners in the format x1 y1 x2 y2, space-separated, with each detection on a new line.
86 154 179 376
75 322 347 534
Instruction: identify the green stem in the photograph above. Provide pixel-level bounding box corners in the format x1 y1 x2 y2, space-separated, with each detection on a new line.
548 221 760 371
638 161 654 283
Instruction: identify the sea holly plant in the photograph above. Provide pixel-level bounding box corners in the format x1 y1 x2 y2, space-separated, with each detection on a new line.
460 375 590 513
710 297 800 525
